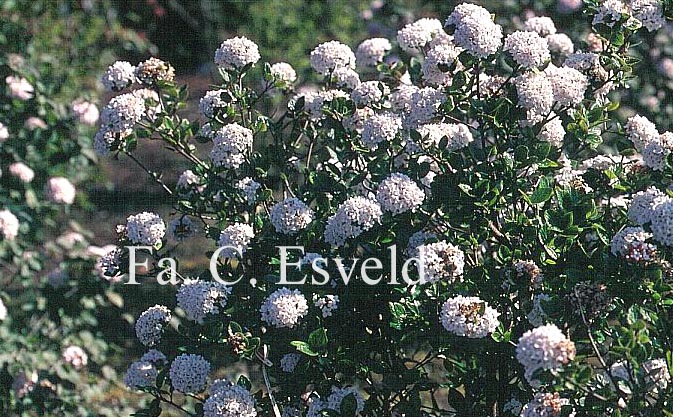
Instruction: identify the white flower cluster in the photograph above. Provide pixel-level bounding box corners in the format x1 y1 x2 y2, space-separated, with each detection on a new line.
440 295 500 338
169 353 211 393
523 16 557 36
126 211 166 246
62 346 88 369
538 118 566 148
356 38 392 67
546 33 574 56
218 223 254 258
204 380 257 417
332 67 361 89
310 41 356 75
516 324 576 385
396 18 444 52
135 305 172 346
8 162 34 183
177 169 203 194
236 177 261 205
46 177 76 205
210 123 254 169
280 353 301 373
135 57 175 85
627 187 665 225
325 196 383 246
504 31 550 69
625 114 660 152
405 87 446 128
313 294 339 318
101 61 136 91
650 198 673 246
610 226 657 262
446 3 503 58
71 99 100 126
100 93 146 132
417 241 465 283
375 173 425 214
6 75 34 100
544 65 588 107
422 43 462 86
631 0 666 31
270 198 314 235
177 279 232 323
214 37 261 70
513 72 554 116
361 113 401 149
520 392 567 417
200 89 229 118
0 122 8 142
416 122 474 152
94 128 131 156
260 287 309 328
351 81 388 107
270 62 297 84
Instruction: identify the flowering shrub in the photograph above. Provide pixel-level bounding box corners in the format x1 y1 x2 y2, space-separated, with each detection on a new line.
98 2 673 416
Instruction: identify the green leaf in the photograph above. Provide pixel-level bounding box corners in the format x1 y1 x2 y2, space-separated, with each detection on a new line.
290 341 319 356
529 186 553 204
308 328 328 351
340 393 359 417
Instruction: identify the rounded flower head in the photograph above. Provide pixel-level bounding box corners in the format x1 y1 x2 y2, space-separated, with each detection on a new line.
332 67 361 89
135 305 172 346
516 324 576 385
440 295 500 338
177 279 231 323
396 18 444 52
94 127 131 156
628 187 666 225
351 80 389 107
217 223 254 258
141 349 167 364
62 346 88 369
46 177 76 204
376 173 425 214
417 241 465 283
544 65 588 107
324 196 383 247
205 381 257 417
260 287 309 328
236 177 261 205
71 99 100 125
521 393 567 417
210 123 253 169
356 38 392 67
650 197 673 246
513 72 554 115
416 122 474 151
314 294 339 318
135 57 175 86
215 37 260 70
5 75 34 100
546 33 574 56
169 354 210 393
538 118 565 148
270 62 297 84
101 93 146 132
405 87 446 128
124 360 157 389
8 162 34 183
310 40 356 75
523 16 557 36
126 212 165 246
270 198 314 235
101 61 136 91
625 115 659 152
362 113 402 148
176 169 204 195
446 4 503 58
504 31 550 69
200 89 230 119
422 43 462 86
631 0 665 31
